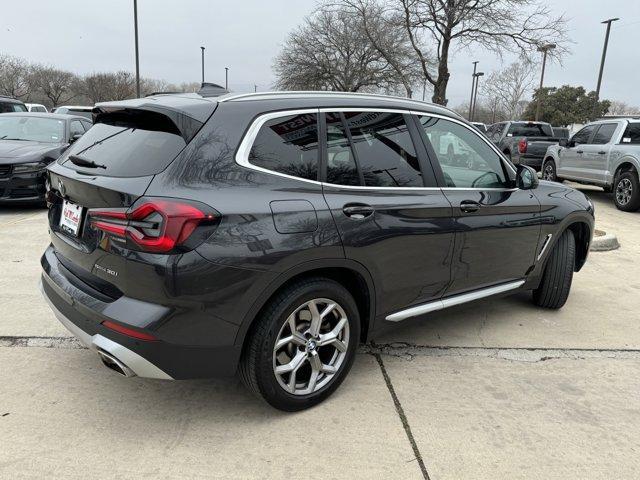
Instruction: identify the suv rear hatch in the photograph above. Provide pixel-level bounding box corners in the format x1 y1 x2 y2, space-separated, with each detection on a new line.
46 95 217 299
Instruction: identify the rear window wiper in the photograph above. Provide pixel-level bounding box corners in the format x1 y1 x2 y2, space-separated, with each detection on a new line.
69 154 107 169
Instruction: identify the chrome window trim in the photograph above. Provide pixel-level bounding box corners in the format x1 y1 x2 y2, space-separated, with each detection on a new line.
386 279 525 322
235 107 518 191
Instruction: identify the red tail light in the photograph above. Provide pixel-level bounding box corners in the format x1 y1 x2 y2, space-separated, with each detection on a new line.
102 320 158 341
518 138 528 154
89 198 217 253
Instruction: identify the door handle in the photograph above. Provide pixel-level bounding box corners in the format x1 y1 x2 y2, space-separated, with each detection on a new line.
343 204 375 219
597 151 606 155
576 150 584 154
460 200 481 213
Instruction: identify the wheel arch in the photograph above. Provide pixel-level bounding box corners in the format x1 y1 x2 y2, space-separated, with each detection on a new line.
566 220 591 271
235 259 376 350
613 159 639 181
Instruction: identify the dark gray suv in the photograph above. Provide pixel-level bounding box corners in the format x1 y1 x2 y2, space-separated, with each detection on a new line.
40 92 594 411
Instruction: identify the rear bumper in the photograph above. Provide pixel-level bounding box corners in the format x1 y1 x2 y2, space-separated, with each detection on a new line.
0 170 46 203
40 245 242 379
515 155 543 170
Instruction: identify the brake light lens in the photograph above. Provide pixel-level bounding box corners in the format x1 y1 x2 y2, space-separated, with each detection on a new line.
102 320 158 341
518 138 528 154
89 198 217 253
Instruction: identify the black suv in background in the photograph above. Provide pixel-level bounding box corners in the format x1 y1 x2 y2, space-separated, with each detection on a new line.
41 92 594 411
0 95 28 113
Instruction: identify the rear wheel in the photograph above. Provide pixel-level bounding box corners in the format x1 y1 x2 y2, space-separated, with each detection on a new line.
533 229 575 309
613 170 640 212
239 278 360 411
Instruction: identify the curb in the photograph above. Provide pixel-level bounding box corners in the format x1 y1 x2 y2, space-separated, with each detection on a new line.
590 233 620 252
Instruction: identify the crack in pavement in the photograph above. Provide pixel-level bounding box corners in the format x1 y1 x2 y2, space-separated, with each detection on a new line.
363 342 640 363
3 336 640 364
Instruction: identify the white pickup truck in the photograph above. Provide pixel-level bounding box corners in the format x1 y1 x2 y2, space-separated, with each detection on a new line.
542 119 640 211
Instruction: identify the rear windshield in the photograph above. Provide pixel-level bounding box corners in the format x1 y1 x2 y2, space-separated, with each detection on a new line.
508 123 553 137
60 110 195 177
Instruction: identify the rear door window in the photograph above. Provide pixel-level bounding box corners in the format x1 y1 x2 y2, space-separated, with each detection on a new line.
60 110 193 177
621 123 640 144
325 113 360 186
591 123 618 145
342 111 422 187
249 113 319 181
69 120 84 138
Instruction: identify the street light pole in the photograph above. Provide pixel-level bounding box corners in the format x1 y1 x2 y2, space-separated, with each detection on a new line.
200 47 205 84
594 17 619 117
468 61 478 120
535 43 556 121
471 72 484 122
133 0 140 98
225 67 229 91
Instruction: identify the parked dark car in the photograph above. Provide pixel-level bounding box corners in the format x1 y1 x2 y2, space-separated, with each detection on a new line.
40 92 594 411
0 95 28 113
487 120 560 170
0 113 92 204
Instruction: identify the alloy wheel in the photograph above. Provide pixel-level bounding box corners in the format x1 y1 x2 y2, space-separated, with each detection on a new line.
543 162 555 181
272 298 349 396
616 178 633 206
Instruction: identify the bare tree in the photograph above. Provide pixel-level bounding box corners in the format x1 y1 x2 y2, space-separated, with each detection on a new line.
607 101 640 116
274 8 413 92
337 0 567 105
28 66 79 107
81 71 136 103
481 60 534 120
0 54 30 98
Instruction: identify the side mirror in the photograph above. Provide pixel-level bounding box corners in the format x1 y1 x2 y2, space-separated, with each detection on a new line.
70 133 83 143
516 165 539 190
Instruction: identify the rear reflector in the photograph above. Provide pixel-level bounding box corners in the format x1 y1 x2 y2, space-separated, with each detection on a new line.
102 320 158 341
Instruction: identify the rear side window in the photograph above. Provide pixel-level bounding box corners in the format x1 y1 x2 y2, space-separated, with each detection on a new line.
249 113 319 181
0 102 27 113
342 112 422 187
621 123 640 144
591 123 618 144
60 110 192 177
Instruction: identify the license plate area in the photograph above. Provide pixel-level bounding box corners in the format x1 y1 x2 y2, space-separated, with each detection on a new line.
59 200 84 237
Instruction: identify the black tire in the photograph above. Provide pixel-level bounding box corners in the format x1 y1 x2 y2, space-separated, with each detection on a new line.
613 170 640 212
542 158 558 182
533 229 575 309
239 277 360 411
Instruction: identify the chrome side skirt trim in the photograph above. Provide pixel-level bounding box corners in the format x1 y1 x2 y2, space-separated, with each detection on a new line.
537 234 553 261
385 280 525 322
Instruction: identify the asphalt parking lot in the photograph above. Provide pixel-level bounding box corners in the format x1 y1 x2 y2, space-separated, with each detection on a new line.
1 184 639 479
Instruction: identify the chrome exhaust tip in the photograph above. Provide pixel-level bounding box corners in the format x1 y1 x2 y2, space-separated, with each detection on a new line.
97 350 136 377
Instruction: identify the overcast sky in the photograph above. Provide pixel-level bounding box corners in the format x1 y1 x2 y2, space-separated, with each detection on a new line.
2 0 639 106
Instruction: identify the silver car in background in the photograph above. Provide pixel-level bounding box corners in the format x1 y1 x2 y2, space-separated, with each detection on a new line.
543 119 640 211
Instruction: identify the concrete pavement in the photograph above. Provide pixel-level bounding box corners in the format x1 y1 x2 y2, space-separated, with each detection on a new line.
1 185 639 479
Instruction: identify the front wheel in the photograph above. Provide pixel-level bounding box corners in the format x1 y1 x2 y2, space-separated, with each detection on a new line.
613 171 640 212
533 229 575 309
239 278 360 411
542 159 558 182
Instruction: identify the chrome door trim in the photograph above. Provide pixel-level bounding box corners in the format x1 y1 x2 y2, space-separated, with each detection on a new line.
385 279 525 322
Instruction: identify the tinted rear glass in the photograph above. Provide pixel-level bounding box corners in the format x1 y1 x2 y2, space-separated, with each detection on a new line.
60 110 190 177
621 123 640 144
343 111 422 187
507 123 553 137
249 113 319 181
0 102 27 113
